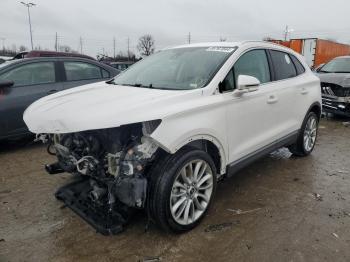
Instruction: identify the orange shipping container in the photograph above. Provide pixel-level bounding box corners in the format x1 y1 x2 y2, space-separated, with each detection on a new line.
314 39 350 67
267 38 350 68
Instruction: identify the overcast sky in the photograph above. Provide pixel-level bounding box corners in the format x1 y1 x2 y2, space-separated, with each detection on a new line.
1 0 349 57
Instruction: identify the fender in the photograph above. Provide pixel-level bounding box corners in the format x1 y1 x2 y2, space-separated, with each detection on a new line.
151 134 227 175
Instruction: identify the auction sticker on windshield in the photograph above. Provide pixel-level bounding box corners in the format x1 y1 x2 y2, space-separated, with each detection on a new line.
206 47 235 53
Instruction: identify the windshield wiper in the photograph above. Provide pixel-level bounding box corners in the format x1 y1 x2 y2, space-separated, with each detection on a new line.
133 83 153 88
115 83 174 90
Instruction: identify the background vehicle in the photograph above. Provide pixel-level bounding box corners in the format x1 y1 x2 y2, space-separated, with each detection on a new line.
24 42 321 234
0 56 11 64
317 56 350 116
0 57 120 140
109 61 134 71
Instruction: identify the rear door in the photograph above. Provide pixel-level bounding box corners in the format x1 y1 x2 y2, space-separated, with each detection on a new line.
0 61 63 138
61 60 111 90
267 49 306 134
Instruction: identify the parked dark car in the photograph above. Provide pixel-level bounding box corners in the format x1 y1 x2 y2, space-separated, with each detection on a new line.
0 57 120 140
317 56 350 117
12 50 96 61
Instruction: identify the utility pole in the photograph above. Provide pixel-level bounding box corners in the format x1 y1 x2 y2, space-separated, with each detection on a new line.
127 37 130 60
0 37 5 52
187 32 191 44
20 2 36 50
113 37 116 59
54 32 58 51
284 25 294 41
284 25 288 41
79 37 83 54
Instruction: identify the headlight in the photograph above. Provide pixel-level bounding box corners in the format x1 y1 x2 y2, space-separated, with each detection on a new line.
341 77 350 87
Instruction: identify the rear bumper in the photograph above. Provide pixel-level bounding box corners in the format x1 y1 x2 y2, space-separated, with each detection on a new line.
322 95 350 117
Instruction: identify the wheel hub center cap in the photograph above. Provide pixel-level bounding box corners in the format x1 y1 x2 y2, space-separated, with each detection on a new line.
188 186 196 197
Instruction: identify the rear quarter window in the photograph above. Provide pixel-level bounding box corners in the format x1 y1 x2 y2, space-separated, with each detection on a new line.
290 55 306 75
269 50 297 80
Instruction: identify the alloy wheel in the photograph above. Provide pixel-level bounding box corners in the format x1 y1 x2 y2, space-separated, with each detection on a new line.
303 115 317 152
170 160 214 225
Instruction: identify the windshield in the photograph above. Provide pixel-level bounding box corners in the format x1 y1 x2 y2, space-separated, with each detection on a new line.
320 58 350 73
112 46 236 90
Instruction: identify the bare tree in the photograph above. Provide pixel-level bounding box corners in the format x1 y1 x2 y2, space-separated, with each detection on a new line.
19 45 27 52
59 45 78 53
137 34 155 56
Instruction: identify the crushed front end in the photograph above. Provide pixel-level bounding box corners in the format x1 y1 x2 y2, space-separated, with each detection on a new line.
41 121 160 235
321 82 350 117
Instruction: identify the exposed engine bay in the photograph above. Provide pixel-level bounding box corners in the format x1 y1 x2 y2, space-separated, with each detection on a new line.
40 122 160 234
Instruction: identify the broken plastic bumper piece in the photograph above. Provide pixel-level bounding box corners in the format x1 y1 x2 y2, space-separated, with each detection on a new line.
55 178 134 235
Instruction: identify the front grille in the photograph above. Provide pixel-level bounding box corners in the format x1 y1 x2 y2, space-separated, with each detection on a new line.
321 82 350 97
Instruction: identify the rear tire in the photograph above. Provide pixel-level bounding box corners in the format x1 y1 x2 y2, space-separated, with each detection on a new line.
148 147 217 233
289 111 318 156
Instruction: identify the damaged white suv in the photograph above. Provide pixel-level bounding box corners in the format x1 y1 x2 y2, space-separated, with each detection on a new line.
24 42 321 234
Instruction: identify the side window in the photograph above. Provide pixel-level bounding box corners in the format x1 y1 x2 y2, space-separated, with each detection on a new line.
102 69 110 78
269 50 297 80
0 62 55 86
234 49 271 84
290 55 306 75
64 62 103 81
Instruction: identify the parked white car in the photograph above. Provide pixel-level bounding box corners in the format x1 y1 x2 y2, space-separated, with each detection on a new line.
24 41 321 234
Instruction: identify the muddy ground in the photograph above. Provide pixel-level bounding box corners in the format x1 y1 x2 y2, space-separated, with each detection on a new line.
0 118 350 262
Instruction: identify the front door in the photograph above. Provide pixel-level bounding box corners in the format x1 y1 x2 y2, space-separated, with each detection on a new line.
222 49 281 163
0 61 63 138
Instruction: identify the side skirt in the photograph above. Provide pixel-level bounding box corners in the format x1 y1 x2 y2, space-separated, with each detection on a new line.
226 130 299 177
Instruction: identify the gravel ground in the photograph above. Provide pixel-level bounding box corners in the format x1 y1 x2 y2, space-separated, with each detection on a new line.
0 118 349 262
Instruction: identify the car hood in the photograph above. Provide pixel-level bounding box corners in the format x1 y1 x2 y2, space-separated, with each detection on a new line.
317 72 350 87
23 81 202 133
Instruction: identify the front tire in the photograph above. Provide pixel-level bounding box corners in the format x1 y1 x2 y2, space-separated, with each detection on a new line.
289 111 318 156
148 148 217 233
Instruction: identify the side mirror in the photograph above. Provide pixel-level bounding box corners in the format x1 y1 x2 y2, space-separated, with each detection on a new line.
234 75 260 96
0 80 14 89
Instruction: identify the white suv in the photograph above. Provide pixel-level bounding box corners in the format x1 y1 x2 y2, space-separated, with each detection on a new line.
24 41 321 234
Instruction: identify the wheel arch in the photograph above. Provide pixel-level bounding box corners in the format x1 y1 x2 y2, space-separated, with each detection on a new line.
171 136 227 176
307 101 322 121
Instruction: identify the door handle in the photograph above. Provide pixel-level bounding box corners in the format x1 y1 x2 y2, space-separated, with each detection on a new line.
267 95 278 104
47 89 58 94
301 88 309 95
